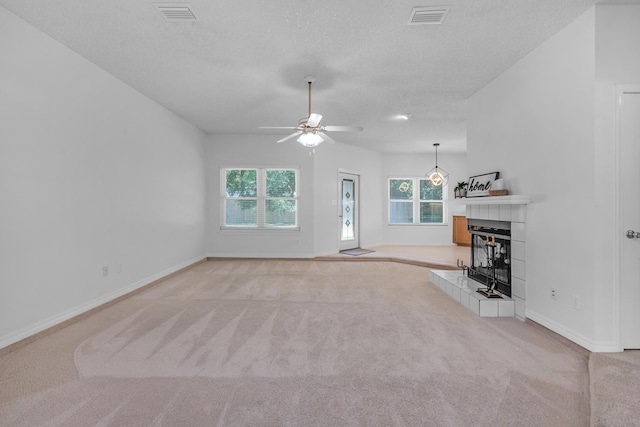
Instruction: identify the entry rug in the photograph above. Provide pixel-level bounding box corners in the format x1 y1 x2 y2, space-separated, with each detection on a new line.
340 248 375 256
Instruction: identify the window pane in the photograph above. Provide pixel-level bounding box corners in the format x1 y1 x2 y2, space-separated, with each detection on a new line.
225 199 257 226
389 179 413 200
266 170 296 197
420 180 443 200
420 202 443 223
266 200 296 227
390 201 413 223
226 169 257 197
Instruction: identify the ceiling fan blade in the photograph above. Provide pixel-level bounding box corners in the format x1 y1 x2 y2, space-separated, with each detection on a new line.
259 126 300 130
323 126 363 132
318 132 337 144
307 113 322 128
276 131 302 143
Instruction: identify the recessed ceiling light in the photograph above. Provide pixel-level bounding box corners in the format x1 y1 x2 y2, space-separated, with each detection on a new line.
393 114 412 121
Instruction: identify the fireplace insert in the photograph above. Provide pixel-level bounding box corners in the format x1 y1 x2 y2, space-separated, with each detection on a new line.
467 219 511 297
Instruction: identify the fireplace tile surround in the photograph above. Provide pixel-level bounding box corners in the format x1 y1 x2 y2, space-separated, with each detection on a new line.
432 196 531 319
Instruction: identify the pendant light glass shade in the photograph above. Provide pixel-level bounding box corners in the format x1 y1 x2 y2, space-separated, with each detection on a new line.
426 143 448 186
428 169 447 186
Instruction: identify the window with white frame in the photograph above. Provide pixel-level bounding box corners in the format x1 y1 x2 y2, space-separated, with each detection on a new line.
388 177 446 224
221 168 298 229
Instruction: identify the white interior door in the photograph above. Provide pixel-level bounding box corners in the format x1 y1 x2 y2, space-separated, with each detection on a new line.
620 87 640 349
339 173 359 251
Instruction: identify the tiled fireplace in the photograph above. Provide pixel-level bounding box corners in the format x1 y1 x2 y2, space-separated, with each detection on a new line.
430 196 530 320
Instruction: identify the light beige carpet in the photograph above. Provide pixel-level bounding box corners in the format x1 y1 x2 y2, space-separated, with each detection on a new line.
590 351 640 426
1 260 591 426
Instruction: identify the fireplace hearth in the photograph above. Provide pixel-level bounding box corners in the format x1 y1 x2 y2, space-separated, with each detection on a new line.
467 218 511 297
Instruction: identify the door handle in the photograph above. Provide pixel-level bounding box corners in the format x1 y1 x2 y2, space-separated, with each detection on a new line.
626 229 640 239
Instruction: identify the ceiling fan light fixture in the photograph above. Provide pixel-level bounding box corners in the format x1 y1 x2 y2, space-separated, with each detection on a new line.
260 76 362 147
297 132 324 147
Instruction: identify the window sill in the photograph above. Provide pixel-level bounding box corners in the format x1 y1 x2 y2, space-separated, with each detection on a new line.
219 227 301 233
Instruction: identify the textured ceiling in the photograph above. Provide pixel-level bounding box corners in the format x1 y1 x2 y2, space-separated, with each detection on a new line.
2 0 638 153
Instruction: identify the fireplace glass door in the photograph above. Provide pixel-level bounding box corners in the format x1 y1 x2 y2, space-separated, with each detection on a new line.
467 219 512 296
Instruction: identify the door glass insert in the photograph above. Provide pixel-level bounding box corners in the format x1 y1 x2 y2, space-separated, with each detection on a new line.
341 179 355 240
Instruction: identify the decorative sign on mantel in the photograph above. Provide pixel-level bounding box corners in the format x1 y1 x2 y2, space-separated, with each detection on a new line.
466 172 500 197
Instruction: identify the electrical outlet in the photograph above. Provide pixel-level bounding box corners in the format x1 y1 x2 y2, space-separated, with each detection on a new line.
550 287 557 300
571 294 581 310
102 265 109 277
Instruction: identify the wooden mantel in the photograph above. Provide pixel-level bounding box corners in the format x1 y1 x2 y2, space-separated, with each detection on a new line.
448 195 532 206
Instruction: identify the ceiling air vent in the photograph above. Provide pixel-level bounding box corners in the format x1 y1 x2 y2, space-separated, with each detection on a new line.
408 6 450 25
154 3 197 22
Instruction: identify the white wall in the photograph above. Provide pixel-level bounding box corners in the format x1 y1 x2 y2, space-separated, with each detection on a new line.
593 5 640 347
205 135 383 258
205 137 472 256
468 5 640 351
0 7 207 348
205 134 316 258
205 135 475 256
595 6 640 83
468 8 598 348
381 153 467 245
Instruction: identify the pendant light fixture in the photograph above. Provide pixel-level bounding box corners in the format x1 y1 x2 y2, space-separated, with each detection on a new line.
426 143 449 186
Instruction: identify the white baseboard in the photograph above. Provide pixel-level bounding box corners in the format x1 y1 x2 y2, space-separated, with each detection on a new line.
526 309 621 353
0 255 205 350
206 252 314 259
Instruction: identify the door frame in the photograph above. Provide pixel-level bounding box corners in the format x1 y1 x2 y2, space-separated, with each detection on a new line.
338 170 360 251
616 84 640 350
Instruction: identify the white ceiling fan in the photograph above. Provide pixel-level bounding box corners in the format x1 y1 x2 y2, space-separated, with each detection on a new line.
259 76 363 148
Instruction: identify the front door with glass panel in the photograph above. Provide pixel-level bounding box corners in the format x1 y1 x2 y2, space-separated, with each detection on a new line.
339 173 359 251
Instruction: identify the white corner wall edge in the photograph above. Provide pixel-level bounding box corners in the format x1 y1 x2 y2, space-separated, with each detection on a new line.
526 309 619 353
0 255 206 350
